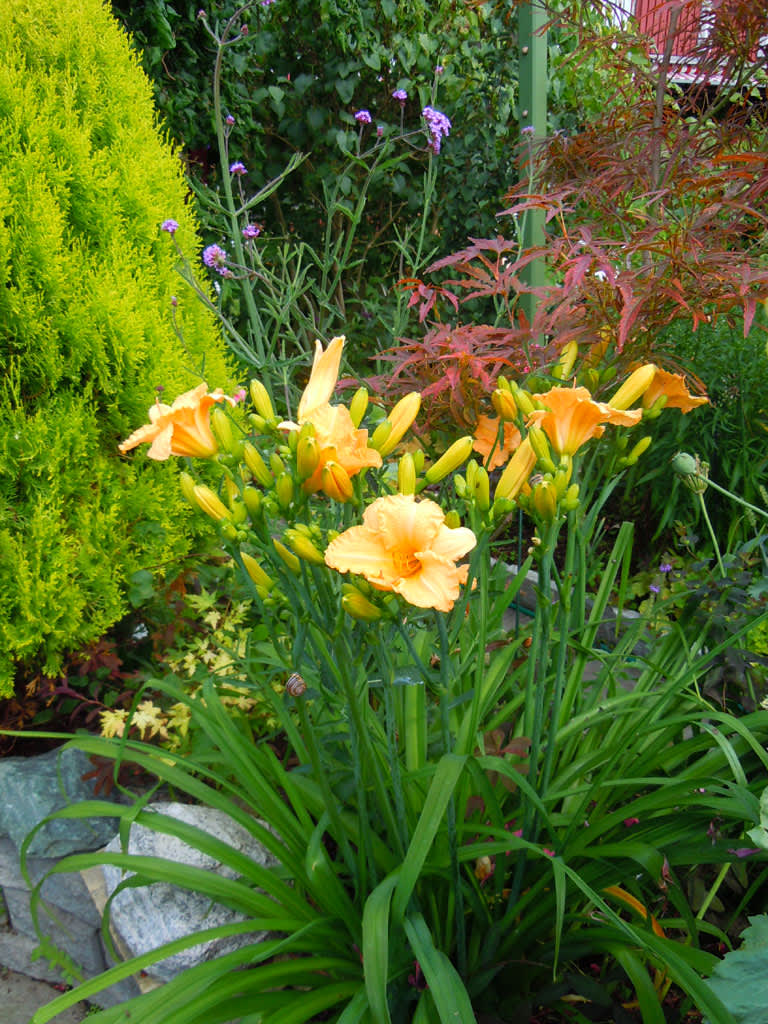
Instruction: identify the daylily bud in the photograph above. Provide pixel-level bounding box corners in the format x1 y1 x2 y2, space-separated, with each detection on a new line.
579 368 600 393
341 589 383 622
495 438 536 501
273 539 301 573
562 483 581 510
369 419 392 452
619 436 652 467
243 442 273 487
211 407 242 458
230 500 247 525
454 474 467 498
296 435 320 480
193 484 229 521
473 466 490 511
321 460 354 502
284 529 326 566
553 341 578 380
348 387 369 428
249 378 275 420
398 452 417 495
444 509 462 529
240 551 274 590
644 394 668 419
269 452 285 477
496 375 511 392
412 448 425 473
509 382 536 417
242 486 262 518
465 459 479 491
492 388 518 421
221 522 238 541
425 436 474 484
527 425 557 474
375 392 421 455
249 412 267 433
553 461 573 498
532 479 558 521
275 472 294 509
179 471 198 506
608 364 657 411
224 476 239 504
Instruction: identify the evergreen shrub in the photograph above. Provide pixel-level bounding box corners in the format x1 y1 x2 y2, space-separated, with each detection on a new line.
0 0 234 695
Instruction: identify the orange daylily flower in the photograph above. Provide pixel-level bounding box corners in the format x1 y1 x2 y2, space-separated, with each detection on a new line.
281 336 383 495
298 335 345 421
527 386 641 457
324 494 477 613
641 367 708 413
473 415 522 471
119 383 235 460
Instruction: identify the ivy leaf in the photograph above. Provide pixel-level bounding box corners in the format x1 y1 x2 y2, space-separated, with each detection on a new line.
746 785 768 850
703 916 768 1024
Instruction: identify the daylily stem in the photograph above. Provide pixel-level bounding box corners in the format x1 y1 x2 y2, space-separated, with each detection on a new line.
697 491 726 578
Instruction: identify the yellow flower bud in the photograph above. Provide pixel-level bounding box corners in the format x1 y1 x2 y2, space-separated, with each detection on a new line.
193 485 229 521
562 483 580 511
444 509 462 529
532 479 558 521
608 364 657 411
473 466 490 512
509 382 536 417
424 436 474 484
620 436 652 467
321 460 354 502
249 378 275 421
230 500 247 525
375 392 421 456
341 590 383 622
553 341 578 380
553 461 573 498
465 458 479 490
527 425 557 474
243 442 273 487
296 435 320 480
412 448 425 473
211 407 243 459
369 419 392 451
249 412 267 433
398 452 417 495
494 437 536 502
284 529 326 566
496 375 511 392
492 388 518 421
243 486 262 519
221 522 238 541
275 472 294 509
348 387 369 428
179 471 198 506
270 452 285 477
240 551 274 590
273 539 301 574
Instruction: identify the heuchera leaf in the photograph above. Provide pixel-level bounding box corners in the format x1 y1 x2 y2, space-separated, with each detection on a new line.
702 915 768 1024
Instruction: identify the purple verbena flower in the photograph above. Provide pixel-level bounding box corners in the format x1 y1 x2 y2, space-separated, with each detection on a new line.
161 219 179 235
355 109 372 124
202 244 228 274
422 105 451 153
392 88 407 103
229 161 247 175
242 224 260 239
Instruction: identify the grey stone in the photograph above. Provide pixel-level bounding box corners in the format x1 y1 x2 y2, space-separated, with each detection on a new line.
0 747 123 858
4 887 106 974
102 802 277 981
0 838 101 927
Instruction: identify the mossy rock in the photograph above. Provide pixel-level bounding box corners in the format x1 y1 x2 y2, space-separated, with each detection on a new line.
0 0 236 694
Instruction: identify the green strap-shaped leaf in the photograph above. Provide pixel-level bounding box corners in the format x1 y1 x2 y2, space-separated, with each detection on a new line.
404 913 476 1023
362 872 400 1024
392 753 466 922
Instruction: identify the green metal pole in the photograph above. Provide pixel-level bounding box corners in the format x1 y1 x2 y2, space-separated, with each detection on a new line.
518 1 548 328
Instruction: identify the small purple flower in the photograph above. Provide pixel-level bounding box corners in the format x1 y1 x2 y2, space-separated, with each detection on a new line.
229 161 247 175
355 109 372 124
521 125 536 136
202 244 228 274
376 125 384 138
659 562 673 574
240 23 249 35
649 584 660 594
161 219 179 235
422 105 451 153
392 88 407 103
242 224 260 239
170 295 178 308
225 114 235 126
261 0 274 5
435 65 444 75
197 8 206 18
